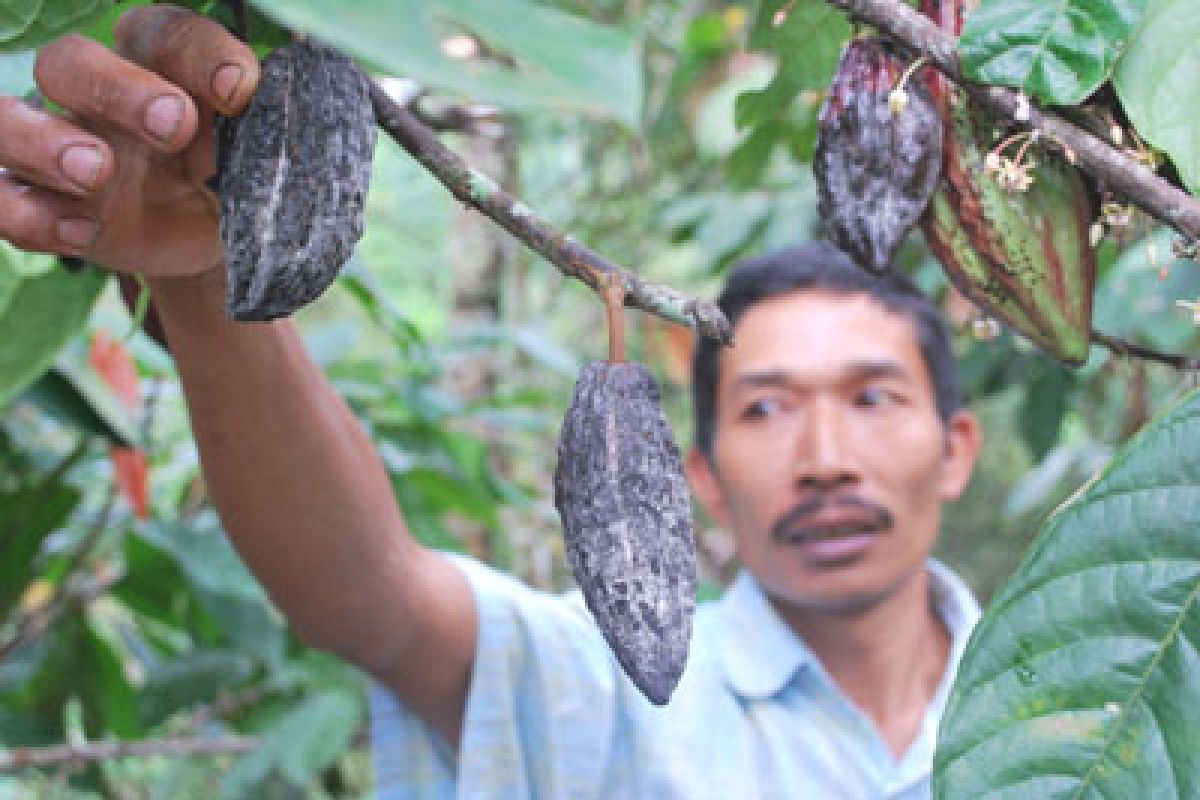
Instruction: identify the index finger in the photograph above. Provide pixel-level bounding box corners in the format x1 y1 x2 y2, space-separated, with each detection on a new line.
114 6 260 116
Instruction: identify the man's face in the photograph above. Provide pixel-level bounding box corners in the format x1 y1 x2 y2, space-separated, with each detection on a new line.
688 289 980 613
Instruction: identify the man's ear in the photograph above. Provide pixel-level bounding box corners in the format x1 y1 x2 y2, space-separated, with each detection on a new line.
938 409 983 501
686 447 732 527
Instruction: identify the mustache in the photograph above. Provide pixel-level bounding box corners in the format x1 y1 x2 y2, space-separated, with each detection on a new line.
770 495 894 543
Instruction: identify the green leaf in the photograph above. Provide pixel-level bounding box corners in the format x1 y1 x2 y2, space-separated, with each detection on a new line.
83 613 142 737
220 689 361 796
1114 0 1200 195
138 650 255 727
738 0 848 129
137 521 285 666
0 451 84 617
0 247 106 410
20 361 140 447
1093 227 1200 353
0 0 108 53
934 388 1200 798
0 0 41 43
959 0 1148 105
245 0 643 125
0 242 17 317
1019 361 1070 461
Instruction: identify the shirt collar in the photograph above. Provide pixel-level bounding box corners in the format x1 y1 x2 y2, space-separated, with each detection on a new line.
716 560 981 702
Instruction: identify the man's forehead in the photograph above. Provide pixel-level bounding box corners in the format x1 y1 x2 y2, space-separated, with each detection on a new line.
720 289 925 380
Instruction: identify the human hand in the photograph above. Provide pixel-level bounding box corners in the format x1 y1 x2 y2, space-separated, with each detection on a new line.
0 7 260 280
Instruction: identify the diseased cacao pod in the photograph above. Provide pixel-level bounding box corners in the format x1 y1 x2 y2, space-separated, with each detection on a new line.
814 37 943 273
918 0 1096 365
554 361 697 705
214 39 376 321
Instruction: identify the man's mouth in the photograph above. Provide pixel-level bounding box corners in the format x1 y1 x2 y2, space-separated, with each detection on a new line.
771 498 893 546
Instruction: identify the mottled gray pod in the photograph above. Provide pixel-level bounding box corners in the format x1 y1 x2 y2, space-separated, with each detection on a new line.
814 38 942 273
554 361 697 705
215 39 376 321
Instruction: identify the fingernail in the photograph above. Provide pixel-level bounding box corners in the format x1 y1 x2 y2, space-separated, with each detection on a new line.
59 145 103 190
213 64 244 106
56 217 99 249
144 95 184 142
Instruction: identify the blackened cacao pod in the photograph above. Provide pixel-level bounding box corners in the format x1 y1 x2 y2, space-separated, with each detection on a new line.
814 37 943 273
215 39 376 321
918 0 1096 365
554 361 697 705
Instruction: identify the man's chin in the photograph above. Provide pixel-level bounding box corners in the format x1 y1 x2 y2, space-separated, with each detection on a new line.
767 583 894 617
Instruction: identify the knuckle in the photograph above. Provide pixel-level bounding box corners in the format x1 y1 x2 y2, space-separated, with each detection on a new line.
115 5 191 65
3 207 46 252
35 34 87 88
86 75 130 121
155 16 206 61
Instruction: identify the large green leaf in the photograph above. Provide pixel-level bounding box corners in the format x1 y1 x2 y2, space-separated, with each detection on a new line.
0 0 108 53
1114 0 1200 195
934 388 1200 798
246 0 643 125
0 0 41 43
959 0 1148 105
0 246 106 409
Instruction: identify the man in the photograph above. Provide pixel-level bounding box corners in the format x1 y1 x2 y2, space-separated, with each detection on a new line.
0 8 983 798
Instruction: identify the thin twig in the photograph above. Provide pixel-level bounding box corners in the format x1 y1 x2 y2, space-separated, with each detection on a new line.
368 81 733 346
1091 330 1200 371
0 567 123 662
821 0 1200 242
0 735 260 772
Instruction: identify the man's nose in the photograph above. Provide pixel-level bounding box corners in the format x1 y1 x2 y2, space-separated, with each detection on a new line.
794 399 861 491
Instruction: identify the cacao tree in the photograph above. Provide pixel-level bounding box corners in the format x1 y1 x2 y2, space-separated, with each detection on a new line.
0 0 1198 797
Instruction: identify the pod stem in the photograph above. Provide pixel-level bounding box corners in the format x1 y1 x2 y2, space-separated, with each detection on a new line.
605 274 627 364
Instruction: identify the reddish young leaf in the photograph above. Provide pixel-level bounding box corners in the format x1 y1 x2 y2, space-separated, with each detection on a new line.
89 332 150 519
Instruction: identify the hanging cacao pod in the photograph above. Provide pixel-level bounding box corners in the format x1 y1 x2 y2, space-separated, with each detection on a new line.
918 0 1096 365
814 37 943 273
554 361 697 705
215 39 377 321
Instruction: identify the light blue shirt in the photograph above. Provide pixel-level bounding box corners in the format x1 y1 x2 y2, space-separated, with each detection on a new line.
371 555 980 799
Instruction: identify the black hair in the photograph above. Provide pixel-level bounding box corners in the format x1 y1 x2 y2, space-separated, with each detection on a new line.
692 240 961 458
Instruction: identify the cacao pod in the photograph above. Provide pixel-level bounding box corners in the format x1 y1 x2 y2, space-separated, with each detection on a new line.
814 37 943 273
554 361 697 705
214 40 376 321
918 0 1096 365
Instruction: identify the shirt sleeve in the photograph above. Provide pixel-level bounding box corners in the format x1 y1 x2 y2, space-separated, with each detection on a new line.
370 554 635 800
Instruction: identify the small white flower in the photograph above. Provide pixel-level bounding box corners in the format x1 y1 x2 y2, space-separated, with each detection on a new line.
888 87 909 115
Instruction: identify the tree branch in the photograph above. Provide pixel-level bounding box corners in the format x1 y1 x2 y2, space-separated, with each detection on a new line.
822 0 1200 242
0 566 123 663
0 735 260 772
1091 330 1200 371
368 81 733 346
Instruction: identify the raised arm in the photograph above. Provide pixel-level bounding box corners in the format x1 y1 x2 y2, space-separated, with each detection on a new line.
0 7 477 744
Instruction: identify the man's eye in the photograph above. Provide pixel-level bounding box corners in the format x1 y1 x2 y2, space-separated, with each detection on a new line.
855 387 892 408
741 398 780 420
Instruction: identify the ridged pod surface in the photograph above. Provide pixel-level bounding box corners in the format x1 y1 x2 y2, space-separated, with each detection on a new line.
215 40 376 321
554 361 696 705
918 0 1096 364
814 37 943 273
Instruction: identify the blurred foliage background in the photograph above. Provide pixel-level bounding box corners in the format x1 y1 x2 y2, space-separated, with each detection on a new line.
1 0 1197 797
